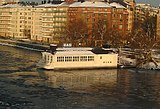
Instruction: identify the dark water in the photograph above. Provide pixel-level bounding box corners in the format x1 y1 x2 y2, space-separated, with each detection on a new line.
0 46 160 109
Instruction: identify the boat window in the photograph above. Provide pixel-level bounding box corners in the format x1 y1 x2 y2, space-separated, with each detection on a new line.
57 57 64 62
88 56 94 61
48 55 50 61
73 56 79 61
44 55 46 61
50 56 52 63
80 56 87 61
65 56 72 62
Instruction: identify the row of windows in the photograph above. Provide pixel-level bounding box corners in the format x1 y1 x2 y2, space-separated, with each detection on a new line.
43 17 66 20
20 17 32 19
103 61 112 63
57 56 94 62
112 14 122 18
112 8 124 12
43 8 67 11
43 13 66 16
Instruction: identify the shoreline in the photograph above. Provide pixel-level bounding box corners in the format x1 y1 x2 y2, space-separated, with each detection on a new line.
0 38 49 52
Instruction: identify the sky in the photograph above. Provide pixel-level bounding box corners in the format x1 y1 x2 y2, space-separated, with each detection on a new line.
20 0 160 7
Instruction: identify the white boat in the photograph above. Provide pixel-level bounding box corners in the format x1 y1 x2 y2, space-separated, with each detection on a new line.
37 45 118 70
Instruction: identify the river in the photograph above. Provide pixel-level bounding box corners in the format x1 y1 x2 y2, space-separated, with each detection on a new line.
0 45 160 109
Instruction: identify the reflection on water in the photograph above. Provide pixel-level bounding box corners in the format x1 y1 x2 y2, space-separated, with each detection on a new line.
38 69 118 93
0 45 40 72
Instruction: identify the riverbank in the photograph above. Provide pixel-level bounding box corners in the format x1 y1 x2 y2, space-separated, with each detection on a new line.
0 38 49 52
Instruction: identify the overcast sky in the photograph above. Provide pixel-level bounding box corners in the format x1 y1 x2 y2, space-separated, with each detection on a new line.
20 0 160 7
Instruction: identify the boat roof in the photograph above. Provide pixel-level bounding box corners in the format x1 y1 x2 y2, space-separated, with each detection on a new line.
44 47 117 55
55 50 94 56
56 47 93 51
53 48 116 55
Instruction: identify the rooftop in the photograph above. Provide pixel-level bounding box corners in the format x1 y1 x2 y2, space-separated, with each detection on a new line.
110 2 126 8
69 1 111 8
55 50 94 55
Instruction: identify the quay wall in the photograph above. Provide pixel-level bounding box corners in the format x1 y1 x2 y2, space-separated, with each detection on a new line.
0 38 49 52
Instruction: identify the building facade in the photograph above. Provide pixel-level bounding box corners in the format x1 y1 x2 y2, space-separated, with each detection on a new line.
0 4 34 39
0 1 129 45
110 2 129 34
0 5 12 37
35 3 69 44
68 1 129 46
124 0 135 31
135 3 159 22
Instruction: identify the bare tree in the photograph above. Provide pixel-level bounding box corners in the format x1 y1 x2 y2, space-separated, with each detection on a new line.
104 30 125 48
49 30 66 46
127 28 159 67
65 17 88 47
92 17 109 47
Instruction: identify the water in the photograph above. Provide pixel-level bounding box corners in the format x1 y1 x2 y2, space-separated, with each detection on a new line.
0 45 160 109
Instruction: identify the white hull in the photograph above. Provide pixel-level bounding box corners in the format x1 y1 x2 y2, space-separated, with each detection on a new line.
37 63 118 70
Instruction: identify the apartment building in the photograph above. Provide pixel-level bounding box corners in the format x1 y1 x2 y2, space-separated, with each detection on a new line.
124 0 135 31
135 3 159 21
68 1 128 45
0 4 34 39
0 1 129 45
68 1 112 39
31 7 43 42
110 2 128 34
108 0 135 32
35 3 69 43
